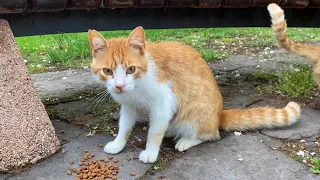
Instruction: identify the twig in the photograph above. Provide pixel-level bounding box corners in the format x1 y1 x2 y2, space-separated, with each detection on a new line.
245 99 264 107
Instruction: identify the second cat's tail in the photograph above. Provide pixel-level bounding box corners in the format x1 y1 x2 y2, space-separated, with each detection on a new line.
220 102 300 131
267 3 320 64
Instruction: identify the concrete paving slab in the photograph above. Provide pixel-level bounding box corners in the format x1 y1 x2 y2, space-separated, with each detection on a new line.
0 174 12 180
7 134 151 180
31 69 103 100
51 120 86 145
261 108 320 140
146 134 318 180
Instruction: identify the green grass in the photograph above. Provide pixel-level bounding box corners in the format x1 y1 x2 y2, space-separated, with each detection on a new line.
16 27 320 73
250 64 317 98
310 158 320 174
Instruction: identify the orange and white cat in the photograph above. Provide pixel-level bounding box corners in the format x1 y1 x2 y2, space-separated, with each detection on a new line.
268 3 320 88
88 27 301 164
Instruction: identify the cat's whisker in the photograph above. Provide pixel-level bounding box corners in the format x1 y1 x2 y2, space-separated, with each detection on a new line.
87 90 108 110
92 91 109 111
130 91 141 111
134 89 150 110
84 90 106 107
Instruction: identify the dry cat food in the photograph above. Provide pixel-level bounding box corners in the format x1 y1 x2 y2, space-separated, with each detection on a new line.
67 150 119 180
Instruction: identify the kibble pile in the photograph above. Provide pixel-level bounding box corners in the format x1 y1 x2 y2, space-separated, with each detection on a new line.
67 146 136 180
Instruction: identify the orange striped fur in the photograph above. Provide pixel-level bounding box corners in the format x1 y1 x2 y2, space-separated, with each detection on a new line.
268 3 320 87
88 27 301 162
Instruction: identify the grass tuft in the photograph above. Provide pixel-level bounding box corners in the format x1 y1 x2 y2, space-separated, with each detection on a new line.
249 64 317 98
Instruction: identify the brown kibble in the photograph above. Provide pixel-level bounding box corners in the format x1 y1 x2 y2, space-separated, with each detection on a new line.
67 170 72 175
108 156 113 160
99 144 103 148
113 159 118 163
79 162 84 166
69 160 74 164
104 159 110 163
80 159 85 162
84 149 89 153
130 172 136 176
112 176 117 180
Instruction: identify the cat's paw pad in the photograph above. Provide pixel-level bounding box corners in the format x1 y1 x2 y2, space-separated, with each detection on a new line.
139 150 158 163
175 138 202 152
104 141 125 154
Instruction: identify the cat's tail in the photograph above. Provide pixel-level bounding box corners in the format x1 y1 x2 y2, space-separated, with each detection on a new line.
219 102 300 131
267 3 320 64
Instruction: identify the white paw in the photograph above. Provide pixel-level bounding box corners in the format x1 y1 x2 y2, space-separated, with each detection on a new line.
175 138 202 152
104 141 125 154
139 150 159 163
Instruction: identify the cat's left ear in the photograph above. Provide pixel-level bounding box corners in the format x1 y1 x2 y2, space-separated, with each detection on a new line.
127 26 145 55
88 29 107 57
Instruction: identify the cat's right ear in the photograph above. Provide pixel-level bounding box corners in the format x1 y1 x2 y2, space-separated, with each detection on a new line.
88 29 107 57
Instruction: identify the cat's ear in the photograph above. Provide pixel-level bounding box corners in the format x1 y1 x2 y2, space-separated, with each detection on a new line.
127 26 145 55
88 29 107 57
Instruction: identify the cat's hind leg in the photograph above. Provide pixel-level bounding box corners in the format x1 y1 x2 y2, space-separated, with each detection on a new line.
174 118 221 152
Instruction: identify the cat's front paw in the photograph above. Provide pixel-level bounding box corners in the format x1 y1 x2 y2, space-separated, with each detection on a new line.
104 141 125 154
139 150 159 163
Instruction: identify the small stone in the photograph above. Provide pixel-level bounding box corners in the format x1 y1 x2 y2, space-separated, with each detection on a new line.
67 170 72 175
99 144 103 148
234 131 242 136
69 160 74 164
297 150 305 157
112 111 120 120
60 130 64 133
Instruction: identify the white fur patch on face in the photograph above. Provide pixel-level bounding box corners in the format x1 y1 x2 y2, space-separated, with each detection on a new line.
99 65 136 95
114 65 126 87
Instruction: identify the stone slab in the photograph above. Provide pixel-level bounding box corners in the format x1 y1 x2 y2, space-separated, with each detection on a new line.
46 99 95 123
146 134 317 180
0 19 60 172
51 120 87 145
7 134 152 180
31 69 103 100
0 174 12 180
261 108 320 140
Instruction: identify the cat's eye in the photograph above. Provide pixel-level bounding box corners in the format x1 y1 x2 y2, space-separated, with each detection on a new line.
102 68 113 75
126 66 136 74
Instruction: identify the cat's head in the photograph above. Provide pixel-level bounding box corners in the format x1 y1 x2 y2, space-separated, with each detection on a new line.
88 26 148 95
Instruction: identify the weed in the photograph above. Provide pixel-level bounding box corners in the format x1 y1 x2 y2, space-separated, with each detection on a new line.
310 158 320 174
250 64 316 98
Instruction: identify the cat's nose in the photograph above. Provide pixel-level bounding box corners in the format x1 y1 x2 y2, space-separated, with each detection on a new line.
115 84 126 92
